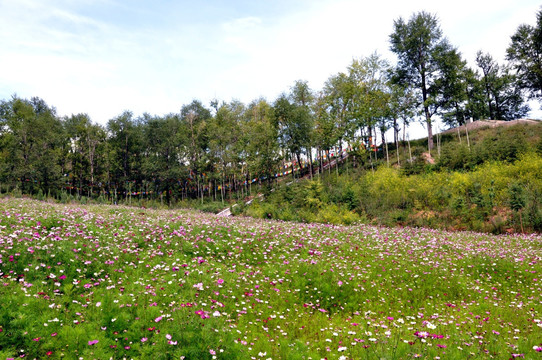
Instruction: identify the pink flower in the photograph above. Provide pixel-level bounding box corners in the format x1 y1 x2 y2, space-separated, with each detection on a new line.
414 331 429 338
533 346 542 352
154 316 163 322
217 279 224 284
141 337 148 342
88 340 99 345
210 349 216 355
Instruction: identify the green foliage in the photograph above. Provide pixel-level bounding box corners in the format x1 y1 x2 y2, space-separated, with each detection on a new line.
438 126 531 171
508 182 526 212
244 150 542 233
506 9 542 101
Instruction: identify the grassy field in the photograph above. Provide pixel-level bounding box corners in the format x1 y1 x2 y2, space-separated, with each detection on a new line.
0 198 541 359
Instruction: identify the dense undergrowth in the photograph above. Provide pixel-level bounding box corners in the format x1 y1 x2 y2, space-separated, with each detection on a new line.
242 123 542 234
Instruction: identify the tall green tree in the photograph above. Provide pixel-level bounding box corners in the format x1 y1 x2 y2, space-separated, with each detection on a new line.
245 99 281 186
313 92 337 174
208 100 244 202
106 111 144 200
274 93 312 178
64 114 106 197
435 47 471 127
389 11 458 152
180 100 211 200
322 72 354 155
290 80 315 177
141 114 184 205
347 54 390 145
476 51 529 120
0 96 63 195
507 8 542 102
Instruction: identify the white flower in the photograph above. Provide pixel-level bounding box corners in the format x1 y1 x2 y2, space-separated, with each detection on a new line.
338 346 347 352
193 282 204 291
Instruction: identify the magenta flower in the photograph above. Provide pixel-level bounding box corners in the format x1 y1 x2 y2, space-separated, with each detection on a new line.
88 340 99 345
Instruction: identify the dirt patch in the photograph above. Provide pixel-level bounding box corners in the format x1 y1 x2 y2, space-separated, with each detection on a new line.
421 152 435 164
441 119 540 135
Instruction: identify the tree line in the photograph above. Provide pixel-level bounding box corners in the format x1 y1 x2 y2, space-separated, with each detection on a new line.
1 10 541 204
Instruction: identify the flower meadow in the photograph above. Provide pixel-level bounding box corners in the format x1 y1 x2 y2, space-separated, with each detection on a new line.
0 198 541 360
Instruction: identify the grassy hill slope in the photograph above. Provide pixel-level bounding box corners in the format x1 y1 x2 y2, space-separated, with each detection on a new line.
240 121 542 233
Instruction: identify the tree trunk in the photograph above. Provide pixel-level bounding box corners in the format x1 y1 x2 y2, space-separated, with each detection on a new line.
308 149 313 180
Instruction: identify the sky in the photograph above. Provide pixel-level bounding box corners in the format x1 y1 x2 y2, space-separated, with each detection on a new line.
0 0 541 138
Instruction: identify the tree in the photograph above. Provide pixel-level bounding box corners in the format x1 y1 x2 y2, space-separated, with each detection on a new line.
290 80 315 177
274 93 312 179
64 114 106 197
506 9 542 102
141 114 184 205
313 92 337 174
435 47 471 127
322 72 354 160
106 111 144 201
389 11 457 152
180 100 211 201
348 54 391 146
0 96 63 195
244 99 281 186
476 51 529 120
388 82 417 143
208 100 244 202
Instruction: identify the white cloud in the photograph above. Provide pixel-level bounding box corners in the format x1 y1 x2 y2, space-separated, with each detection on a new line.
0 0 540 129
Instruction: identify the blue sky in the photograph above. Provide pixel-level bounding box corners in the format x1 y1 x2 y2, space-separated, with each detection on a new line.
0 0 540 137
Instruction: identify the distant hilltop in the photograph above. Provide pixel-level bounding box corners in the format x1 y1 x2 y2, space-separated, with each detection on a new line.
442 119 541 135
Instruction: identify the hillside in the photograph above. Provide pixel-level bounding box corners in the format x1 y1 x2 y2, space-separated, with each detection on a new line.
441 119 540 135
239 120 542 234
